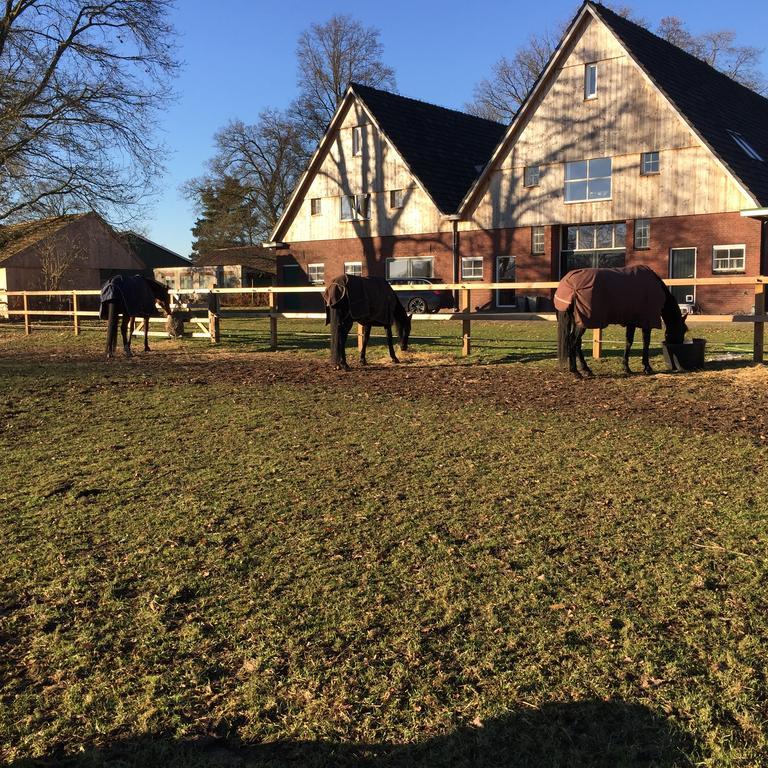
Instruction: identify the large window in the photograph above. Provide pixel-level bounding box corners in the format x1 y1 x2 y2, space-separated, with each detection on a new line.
386 257 433 279
585 63 598 99
307 263 325 285
340 194 370 221
461 257 483 280
713 244 746 272
561 222 626 273
564 158 612 202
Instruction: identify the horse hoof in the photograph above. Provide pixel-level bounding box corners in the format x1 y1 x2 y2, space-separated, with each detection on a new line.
360 359 367 366
643 368 654 376
582 369 594 378
391 357 400 364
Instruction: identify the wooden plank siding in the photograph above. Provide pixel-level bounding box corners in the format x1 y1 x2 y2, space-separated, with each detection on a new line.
461 14 754 232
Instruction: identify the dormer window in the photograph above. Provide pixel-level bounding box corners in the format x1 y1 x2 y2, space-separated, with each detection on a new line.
728 131 763 161
585 63 598 99
352 126 363 156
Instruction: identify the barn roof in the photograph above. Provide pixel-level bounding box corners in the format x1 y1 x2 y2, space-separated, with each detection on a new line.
590 2 768 207
349 83 507 213
0 214 86 264
121 232 191 269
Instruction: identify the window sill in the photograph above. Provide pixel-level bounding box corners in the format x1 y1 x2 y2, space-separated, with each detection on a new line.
712 269 746 274
640 171 661 177
564 197 612 204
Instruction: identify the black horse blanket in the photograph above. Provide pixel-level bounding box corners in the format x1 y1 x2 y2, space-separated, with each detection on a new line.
323 275 399 326
99 275 161 320
554 265 667 329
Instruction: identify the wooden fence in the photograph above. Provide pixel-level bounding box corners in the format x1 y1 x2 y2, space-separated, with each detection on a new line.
1 275 766 362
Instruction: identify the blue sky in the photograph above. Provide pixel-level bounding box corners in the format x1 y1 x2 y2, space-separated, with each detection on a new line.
147 0 768 257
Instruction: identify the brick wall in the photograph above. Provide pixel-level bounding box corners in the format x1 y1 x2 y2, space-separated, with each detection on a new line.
278 211 764 314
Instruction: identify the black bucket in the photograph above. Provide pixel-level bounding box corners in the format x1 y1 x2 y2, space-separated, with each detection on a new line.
662 338 706 371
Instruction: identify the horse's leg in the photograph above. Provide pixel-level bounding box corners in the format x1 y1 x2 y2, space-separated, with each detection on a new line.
143 316 151 352
623 325 635 374
385 323 399 363
105 303 118 359
121 315 132 357
576 328 593 377
360 324 372 365
337 317 352 371
641 327 653 375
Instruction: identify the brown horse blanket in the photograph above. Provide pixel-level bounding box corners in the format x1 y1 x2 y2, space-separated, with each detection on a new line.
323 274 399 326
99 275 161 320
554 266 667 329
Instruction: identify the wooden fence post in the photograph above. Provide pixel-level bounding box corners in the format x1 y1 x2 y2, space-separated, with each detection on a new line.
23 292 30 335
462 288 471 356
357 323 364 352
72 291 80 336
207 290 220 343
269 291 278 351
592 327 602 359
754 283 765 363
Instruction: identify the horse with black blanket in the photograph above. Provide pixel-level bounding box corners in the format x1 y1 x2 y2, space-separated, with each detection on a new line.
554 265 688 377
100 275 172 359
324 274 412 370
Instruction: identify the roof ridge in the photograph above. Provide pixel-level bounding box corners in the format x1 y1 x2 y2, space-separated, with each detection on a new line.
349 82 507 127
588 1 768 106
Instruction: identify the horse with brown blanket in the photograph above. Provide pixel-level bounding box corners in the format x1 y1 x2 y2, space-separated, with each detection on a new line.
555 265 688 377
324 275 412 370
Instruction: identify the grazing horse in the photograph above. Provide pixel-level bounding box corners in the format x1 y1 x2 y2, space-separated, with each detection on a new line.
324 274 412 370
555 265 688 377
100 275 172 359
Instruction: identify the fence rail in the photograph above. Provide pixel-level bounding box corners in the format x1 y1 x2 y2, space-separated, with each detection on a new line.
2 276 766 362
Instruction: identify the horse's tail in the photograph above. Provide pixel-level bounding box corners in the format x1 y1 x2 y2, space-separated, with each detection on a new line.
557 308 574 370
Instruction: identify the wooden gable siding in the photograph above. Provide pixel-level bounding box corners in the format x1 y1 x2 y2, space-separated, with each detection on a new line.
282 99 447 243
462 14 753 232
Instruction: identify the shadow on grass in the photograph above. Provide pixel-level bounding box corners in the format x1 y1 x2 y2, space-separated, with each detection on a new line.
11 699 695 768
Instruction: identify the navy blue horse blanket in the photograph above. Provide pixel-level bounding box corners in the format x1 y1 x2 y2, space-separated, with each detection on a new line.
99 275 163 320
323 274 399 326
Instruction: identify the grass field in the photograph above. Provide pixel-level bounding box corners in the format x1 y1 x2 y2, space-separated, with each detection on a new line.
2 319 768 767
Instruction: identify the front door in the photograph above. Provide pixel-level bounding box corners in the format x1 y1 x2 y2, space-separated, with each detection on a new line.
281 264 304 311
496 256 517 308
669 248 697 305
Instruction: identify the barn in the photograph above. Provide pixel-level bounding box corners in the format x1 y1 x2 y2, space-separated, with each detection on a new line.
268 1 768 314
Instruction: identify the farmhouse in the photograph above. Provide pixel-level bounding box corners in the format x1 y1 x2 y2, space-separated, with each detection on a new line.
269 1 768 314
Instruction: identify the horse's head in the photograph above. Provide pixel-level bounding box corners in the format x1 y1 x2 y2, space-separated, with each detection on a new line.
664 318 688 345
397 311 412 351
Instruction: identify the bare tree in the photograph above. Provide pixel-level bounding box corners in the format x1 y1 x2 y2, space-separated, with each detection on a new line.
183 110 305 255
37 233 86 292
294 14 396 144
0 0 180 225
467 7 764 121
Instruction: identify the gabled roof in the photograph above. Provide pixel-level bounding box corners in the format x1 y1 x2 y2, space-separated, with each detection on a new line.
350 83 506 213
461 1 768 213
270 84 506 241
121 232 190 269
590 2 768 207
0 214 87 264
196 246 276 275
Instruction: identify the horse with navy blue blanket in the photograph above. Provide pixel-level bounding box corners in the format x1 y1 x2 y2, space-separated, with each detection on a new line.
100 275 172 359
324 274 412 370
554 265 688 377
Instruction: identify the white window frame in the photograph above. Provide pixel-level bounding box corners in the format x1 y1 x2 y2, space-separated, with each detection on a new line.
634 219 650 249
344 261 363 277
641 151 660 175
310 198 321 216
390 189 404 208
340 194 370 221
461 256 483 280
532 226 545 255
585 63 598 99
564 158 612 203
352 125 363 156
712 244 746 273
307 263 325 285
385 256 434 279
728 131 763 161
524 166 540 187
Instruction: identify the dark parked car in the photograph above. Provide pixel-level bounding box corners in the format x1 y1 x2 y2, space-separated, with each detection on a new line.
387 277 453 314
